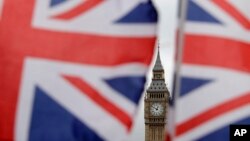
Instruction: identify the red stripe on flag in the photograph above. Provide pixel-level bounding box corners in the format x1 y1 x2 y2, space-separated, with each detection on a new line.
54 0 104 20
183 35 250 73
212 0 250 30
176 92 250 136
1 28 155 66
63 75 132 130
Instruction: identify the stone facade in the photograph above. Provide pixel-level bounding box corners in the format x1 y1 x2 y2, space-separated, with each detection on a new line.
144 49 170 141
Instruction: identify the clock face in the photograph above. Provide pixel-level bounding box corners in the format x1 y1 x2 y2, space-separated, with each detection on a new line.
150 103 164 116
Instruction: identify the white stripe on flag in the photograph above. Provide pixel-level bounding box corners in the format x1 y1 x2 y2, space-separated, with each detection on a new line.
185 22 250 44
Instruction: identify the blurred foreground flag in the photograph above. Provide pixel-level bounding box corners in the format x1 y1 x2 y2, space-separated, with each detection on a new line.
0 0 157 141
169 0 250 140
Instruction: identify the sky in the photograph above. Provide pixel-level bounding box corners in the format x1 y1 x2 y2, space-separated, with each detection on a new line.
127 0 178 140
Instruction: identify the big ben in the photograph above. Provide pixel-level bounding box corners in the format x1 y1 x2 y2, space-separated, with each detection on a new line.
144 48 170 141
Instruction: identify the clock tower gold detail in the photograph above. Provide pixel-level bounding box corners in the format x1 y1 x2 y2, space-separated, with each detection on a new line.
144 48 170 141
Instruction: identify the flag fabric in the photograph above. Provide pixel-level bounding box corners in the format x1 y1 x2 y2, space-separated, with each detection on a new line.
169 0 250 140
0 0 158 141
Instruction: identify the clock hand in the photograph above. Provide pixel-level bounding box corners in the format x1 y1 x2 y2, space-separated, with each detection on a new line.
152 106 158 110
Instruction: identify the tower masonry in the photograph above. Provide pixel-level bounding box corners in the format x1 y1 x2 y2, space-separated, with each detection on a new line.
144 49 170 141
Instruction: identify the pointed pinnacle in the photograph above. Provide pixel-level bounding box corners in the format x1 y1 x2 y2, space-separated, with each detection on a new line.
153 47 163 71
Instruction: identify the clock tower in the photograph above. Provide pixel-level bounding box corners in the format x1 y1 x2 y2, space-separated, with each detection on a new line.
144 48 170 141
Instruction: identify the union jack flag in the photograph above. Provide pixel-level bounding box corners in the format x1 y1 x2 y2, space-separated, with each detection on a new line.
0 0 157 141
168 0 250 140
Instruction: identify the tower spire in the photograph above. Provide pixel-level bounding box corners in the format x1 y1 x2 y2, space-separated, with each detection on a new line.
153 44 163 71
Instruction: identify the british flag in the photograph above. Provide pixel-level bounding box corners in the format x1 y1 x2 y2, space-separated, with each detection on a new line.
168 0 250 141
0 0 157 141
